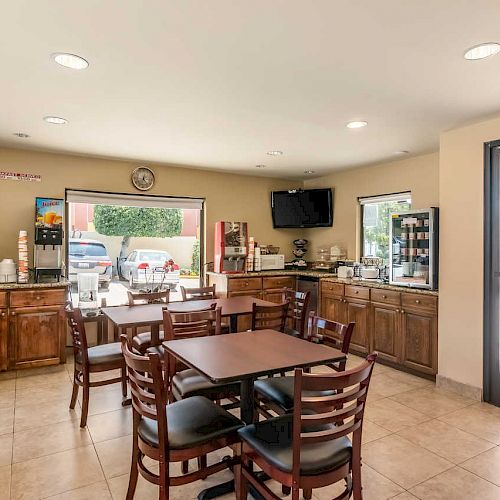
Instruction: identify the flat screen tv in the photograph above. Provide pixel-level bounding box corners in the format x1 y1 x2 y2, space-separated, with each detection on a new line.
271 188 333 228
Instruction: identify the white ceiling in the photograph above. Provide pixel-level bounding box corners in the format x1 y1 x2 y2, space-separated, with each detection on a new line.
1 0 500 179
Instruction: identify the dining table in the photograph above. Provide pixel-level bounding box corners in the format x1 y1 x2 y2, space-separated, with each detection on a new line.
162 329 347 499
101 295 276 343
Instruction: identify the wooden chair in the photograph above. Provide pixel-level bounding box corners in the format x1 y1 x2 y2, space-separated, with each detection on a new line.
180 284 230 333
254 312 355 417
237 353 378 500
66 304 127 428
282 288 311 338
251 301 290 332
121 337 244 500
127 290 170 353
164 307 241 407
180 284 216 301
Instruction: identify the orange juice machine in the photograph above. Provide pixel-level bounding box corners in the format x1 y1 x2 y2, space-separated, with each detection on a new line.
34 197 64 282
214 221 248 273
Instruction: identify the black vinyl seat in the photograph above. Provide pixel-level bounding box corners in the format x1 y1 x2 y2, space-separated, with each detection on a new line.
132 331 165 352
172 368 241 400
254 377 335 413
76 342 123 366
238 414 352 476
138 396 243 450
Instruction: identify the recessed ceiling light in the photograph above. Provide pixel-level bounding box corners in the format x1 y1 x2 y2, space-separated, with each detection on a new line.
304 170 315 175
267 150 283 156
346 121 368 129
44 116 68 125
52 52 89 69
13 132 30 138
255 164 266 168
464 43 500 60
394 150 410 155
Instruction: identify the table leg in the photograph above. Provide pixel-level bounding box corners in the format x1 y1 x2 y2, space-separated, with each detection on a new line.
113 324 119 342
229 314 238 333
151 324 160 345
97 317 103 345
198 377 265 500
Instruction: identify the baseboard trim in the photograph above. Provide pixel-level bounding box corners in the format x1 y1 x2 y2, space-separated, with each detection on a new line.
436 374 483 401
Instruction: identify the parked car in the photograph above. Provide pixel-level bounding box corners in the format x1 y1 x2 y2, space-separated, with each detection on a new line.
68 239 113 289
119 249 180 290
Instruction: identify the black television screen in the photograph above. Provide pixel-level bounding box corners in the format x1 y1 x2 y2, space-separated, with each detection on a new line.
271 189 333 228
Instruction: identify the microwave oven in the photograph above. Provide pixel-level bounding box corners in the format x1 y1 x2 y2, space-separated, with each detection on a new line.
260 254 285 270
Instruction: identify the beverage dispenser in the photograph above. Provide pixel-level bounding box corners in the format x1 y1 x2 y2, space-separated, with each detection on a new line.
34 198 64 282
214 221 248 273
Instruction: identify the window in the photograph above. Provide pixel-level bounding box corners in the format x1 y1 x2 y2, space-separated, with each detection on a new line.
360 192 412 262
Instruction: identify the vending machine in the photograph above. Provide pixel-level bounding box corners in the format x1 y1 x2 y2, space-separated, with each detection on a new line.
214 221 248 273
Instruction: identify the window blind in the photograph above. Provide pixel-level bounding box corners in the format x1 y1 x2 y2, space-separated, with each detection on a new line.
358 191 411 205
66 190 204 210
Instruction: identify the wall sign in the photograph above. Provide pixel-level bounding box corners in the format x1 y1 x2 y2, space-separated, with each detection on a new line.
0 171 41 182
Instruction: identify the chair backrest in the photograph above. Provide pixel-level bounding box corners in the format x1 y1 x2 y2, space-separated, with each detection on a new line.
292 353 377 480
127 290 170 306
162 305 221 341
306 312 354 370
282 288 311 338
251 301 289 332
180 284 216 301
65 303 89 367
120 337 168 451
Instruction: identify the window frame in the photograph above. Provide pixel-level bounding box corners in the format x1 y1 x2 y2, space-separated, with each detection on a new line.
359 191 412 261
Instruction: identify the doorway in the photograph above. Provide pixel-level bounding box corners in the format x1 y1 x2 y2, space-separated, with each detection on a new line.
65 190 204 306
484 141 500 405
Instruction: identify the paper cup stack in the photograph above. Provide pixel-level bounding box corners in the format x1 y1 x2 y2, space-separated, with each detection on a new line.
18 230 29 283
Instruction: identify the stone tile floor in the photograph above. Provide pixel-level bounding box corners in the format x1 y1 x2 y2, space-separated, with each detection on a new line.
1 354 499 499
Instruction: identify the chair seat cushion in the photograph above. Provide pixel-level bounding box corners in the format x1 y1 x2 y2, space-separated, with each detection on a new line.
238 414 352 476
172 368 240 400
132 331 165 351
138 396 243 449
254 376 335 412
77 342 124 366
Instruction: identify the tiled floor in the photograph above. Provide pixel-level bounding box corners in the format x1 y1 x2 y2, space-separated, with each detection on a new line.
1 355 500 499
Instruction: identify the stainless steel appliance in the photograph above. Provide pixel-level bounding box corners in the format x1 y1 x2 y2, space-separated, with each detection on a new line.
389 208 439 289
214 221 248 273
297 276 318 317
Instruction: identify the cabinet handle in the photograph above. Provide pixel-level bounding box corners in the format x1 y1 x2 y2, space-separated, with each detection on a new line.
401 310 405 314
0 312 5 317
11 311 16 316
36 296 41 300
354 290 359 294
382 295 387 299
415 299 421 304
396 309 400 313
244 281 249 286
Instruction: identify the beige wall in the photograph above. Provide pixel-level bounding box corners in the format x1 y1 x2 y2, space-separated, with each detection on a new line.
303 153 440 259
438 115 500 392
0 147 301 267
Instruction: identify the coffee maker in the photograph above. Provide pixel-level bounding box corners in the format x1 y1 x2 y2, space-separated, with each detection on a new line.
34 198 64 282
214 221 248 273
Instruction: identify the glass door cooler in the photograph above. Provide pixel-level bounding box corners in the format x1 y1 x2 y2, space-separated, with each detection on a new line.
389 208 439 290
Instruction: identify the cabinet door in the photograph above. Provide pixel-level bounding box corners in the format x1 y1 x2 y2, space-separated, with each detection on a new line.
228 290 262 332
262 289 285 304
320 294 346 324
345 299 369 354
401 309 437 375
10 306 62 369
371 304 401 364
0 309 7 371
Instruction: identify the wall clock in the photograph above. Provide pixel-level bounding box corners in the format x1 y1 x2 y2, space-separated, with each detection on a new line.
131 166 155 191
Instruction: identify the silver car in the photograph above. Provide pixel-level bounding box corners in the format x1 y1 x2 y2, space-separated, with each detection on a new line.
119 249 180 290
68 239 113 289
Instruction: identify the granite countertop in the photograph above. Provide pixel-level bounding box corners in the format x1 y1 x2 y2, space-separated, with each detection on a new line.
206 270 438 296
0 280 70 290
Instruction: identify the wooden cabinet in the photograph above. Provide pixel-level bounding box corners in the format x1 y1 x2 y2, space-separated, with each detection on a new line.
371 303 401 364
262 276 296 304
227 290 262 331
0 285 67 372
0 308 7 371
401 304 438 375
10 305 63 369
345 298 370 354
